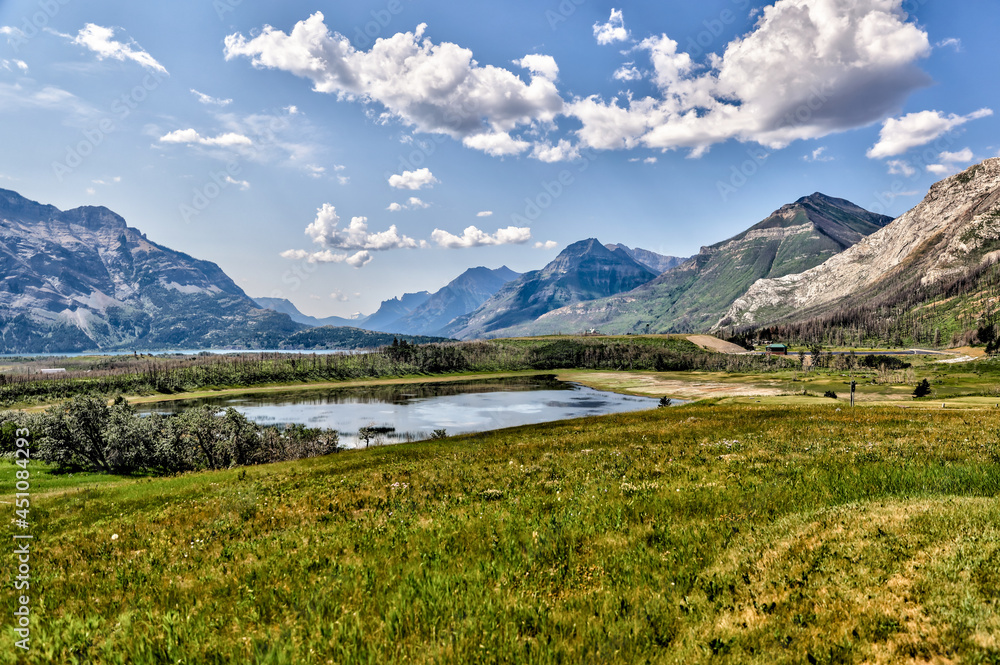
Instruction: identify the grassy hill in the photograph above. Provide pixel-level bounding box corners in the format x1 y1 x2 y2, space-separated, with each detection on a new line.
6 401 1000 663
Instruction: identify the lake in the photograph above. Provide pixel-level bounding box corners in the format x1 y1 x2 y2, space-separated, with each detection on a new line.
137 377 665 448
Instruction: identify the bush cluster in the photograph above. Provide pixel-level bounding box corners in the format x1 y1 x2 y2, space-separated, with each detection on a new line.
1 396 340 474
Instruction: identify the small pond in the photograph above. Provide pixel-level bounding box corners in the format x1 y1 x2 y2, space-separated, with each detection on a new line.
138 376 669 448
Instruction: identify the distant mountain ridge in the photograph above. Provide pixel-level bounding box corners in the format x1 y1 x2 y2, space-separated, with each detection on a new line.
505 193 893 336
391 266 521 336
446 238 658 339
253 296 367 328
605 244 688 274
0 188 301 353
361 291 433 332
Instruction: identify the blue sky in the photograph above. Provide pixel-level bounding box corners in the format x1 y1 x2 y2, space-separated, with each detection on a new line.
0 0 997 318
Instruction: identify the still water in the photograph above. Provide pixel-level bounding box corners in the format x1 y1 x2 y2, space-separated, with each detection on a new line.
138 377 663 448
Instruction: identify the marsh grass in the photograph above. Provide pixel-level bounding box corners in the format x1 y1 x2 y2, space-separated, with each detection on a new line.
3 404 1000 663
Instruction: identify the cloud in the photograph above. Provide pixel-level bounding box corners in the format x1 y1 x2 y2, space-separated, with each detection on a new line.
887 159 916 177
925 147 976 177
388 167 438 190
534 240 558 250
0 81 98 119
514 54 559 81
936 38 961 51
224 14 562 157
477 211 493 217
331 290 351 302
573 0 934 156
283 204 424 268
0 59 28 73
224 175 251 190
159 128 253 147
71 24 168 74
613 63 642 82
0 27 26 42
531 139 580 163
594 9 629 45
225 1 941 162
431 225 532 248
387 197 430 211
804 146 833 162
462 131 532 157
939 148 974 163
191 89 232 106
305 204 422 251
867 109 993 159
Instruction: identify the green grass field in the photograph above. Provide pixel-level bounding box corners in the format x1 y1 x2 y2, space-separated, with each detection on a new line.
4 400 1000 663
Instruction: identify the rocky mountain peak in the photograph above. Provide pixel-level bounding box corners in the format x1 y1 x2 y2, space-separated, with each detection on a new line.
719 158 1000 329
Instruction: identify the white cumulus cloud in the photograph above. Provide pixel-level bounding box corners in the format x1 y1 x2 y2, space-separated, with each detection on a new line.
574 0 934 156
431 225 532 249
534 241 559 250
283 204 425 268
388 168 438 190
476 211 493 217
514 54 559 81
462 132 532 157
224 14 562 157
614 64 642 82
594 9 629 45
159 129 253 147
867 109 993 159
224 1 944 162
925 147 976 177
71 24 168 74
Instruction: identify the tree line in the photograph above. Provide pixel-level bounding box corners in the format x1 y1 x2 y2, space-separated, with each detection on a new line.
1 338 794 406
722 260 1000 349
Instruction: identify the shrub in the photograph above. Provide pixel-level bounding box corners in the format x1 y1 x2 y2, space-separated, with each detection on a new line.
913 379 932 398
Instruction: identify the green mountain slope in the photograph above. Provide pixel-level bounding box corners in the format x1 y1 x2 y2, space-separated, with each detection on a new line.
721 159 1000 348
505 194 891 336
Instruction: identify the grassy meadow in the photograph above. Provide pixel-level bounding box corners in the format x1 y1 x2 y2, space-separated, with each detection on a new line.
4 399 1000 663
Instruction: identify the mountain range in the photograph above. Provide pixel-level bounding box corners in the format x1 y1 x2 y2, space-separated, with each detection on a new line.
0 188 300 353
5 159 999 354
458 193 892 338
721 159 1000 339
445 239 659 339
252 297 367 328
